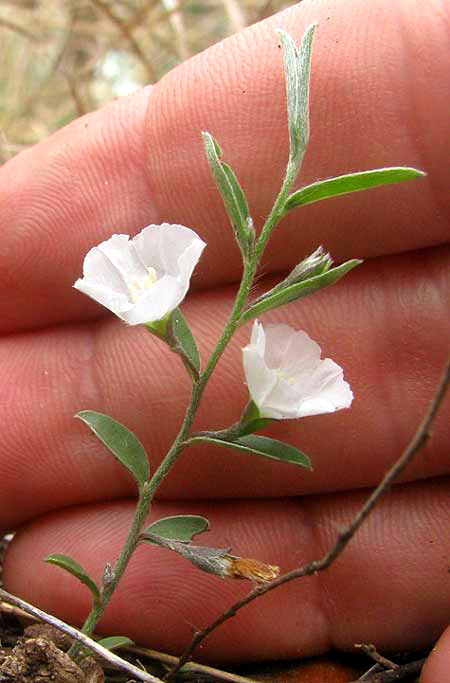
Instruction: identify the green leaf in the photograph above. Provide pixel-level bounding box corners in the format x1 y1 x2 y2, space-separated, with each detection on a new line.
96 636 134 651
168 307 200 379
45 553 100 602
191 434 312 469
141 514 210 543
238 259 361 325
278 23 316 163
202 131 252 254
284 167 425 212
76 411 149 487
221 162 251 229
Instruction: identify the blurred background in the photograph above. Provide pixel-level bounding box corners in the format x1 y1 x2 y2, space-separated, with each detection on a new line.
0 0 295 162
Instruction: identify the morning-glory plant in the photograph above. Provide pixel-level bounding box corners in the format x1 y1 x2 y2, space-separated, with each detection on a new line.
44 22 424 661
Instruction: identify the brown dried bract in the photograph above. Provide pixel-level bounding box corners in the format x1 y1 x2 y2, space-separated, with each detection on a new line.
227 557 280 583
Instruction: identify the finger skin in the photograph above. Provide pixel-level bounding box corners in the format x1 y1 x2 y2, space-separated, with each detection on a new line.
146 0 449 276
3 478 449 663
421 625 450 683
0 247 448 530
0 0 448 332
1 0 449 667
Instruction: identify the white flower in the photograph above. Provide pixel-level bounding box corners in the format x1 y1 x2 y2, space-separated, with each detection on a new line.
74 223 206 325
242 320 353 419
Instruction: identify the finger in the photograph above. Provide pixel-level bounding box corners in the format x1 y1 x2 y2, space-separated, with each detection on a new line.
3 477 449 662
1 0 448 333
1 246 448 530
421 625 450 683
0 86 156 333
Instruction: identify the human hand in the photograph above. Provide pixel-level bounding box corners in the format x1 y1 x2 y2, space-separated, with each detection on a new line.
1 0 448 676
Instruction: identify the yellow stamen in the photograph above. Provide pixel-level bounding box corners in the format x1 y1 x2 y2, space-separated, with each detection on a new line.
130 266 158 302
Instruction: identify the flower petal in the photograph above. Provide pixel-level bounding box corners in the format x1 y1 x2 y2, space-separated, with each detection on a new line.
242 320 353 419
74 224 206 325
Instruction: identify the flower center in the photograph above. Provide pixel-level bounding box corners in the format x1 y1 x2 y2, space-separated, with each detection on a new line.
274 367 296 385
130 266 158 302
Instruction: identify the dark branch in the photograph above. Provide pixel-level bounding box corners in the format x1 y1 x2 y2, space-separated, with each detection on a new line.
167 353 450 678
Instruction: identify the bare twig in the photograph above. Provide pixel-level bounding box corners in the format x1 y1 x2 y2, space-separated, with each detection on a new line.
130 645 266 683
0 589 163 683
0 17 38 41
63 71 87 117
222 0 246 34
90 0 157 82
359 663 383 681
159 0 190 61
355 643 398 670
167 353 450 678
354 658 426 682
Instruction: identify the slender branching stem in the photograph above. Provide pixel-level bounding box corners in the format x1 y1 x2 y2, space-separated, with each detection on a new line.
69 141 309 656
166 353 450 677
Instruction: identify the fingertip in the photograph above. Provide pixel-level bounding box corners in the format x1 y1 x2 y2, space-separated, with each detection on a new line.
0 85 157 332
420 625 450 683
145 0 449 273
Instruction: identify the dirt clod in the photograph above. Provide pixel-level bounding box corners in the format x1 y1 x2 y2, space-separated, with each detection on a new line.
0 636 103 682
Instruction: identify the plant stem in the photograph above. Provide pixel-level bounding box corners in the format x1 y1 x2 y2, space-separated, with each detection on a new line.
70 148 304 658
69 261 257 656
253 155 300 264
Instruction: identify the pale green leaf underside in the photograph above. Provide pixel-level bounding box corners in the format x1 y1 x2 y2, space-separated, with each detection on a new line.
202 131 250 250
45 553 100 601
170 307 200 374
221 161 250 225
192 434 312 469
278 24 316 161
96 636 134 651
142 514 210 543
76 411 149 487
239 259 361 325
284 167 425 211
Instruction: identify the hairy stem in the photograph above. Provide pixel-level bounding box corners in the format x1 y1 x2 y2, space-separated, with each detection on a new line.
69 133 306 659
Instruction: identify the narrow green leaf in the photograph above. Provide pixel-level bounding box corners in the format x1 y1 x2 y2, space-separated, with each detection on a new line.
202 131 251 254
278 30 300 159
45 553 100 602
239 259 361 326
76 411 149 487
278 23 316 163
96 636 134 651
284 167 425 212
191 434 312 469
295 22 316 155
169 307 200 378
142 514 210 543
221 162 250 226
210 135 222 158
